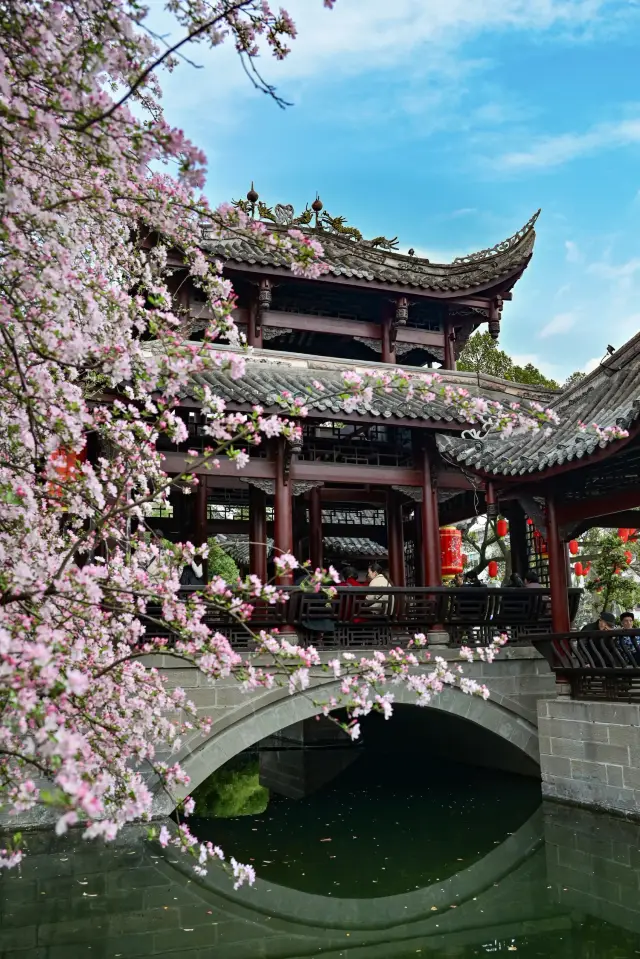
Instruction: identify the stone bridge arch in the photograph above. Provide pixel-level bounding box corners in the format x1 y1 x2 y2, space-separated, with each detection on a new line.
161 650 548 810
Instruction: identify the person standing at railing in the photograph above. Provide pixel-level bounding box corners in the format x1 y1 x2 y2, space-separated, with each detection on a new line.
617 611 640 666
581 611 615 631
339 565 361 587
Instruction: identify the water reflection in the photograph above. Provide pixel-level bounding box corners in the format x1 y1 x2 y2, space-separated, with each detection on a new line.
3 782 640 957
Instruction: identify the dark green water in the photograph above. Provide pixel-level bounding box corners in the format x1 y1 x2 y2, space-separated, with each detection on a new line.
3 753 640 958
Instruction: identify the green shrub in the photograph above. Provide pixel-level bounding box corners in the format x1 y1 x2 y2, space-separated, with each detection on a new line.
207 538 240 583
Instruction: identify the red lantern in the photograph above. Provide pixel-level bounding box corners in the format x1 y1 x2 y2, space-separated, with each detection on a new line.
569 540 579 555
488 560 499 579
615 568 622 576
584 562 591 575
440 526 463 578
48 444 87 501
462 553 468 567
625 550 633 565
496 518 508 538
526 518 533 526
574 561 583 577
619 528 630 543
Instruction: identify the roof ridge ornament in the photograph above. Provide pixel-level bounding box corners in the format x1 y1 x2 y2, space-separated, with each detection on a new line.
453 210 541 265
231 185 399 250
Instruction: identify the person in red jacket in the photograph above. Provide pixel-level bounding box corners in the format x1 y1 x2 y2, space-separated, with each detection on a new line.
340 565 361 587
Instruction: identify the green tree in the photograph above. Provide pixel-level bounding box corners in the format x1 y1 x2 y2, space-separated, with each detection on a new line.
574 528 640 617
457 332 561 389
207 538 241 582
563 371 586 389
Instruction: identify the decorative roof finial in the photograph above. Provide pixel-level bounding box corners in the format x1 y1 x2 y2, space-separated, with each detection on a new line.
246 182 259 218
312 193 323 227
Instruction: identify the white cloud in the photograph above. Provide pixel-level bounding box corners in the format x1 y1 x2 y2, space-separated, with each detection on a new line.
494 116 640 171
583 355 602 374
588 257 640 279
539 312 577 338
565 240 580 263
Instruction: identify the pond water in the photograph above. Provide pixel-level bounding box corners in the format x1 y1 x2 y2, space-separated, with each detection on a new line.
2 750 640 958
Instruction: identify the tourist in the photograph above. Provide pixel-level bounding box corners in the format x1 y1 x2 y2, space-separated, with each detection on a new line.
452 572 465 587
581 611 616 632
620 611 636 629
616 611 640 666
464 572 482 587
508 572 524 587
365 562 394 614
524 569 542 588
340 565 361 587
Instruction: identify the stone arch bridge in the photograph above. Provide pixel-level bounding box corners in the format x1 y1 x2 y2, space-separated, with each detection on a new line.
153 644 555 812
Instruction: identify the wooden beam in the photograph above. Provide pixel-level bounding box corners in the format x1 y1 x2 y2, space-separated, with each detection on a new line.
557 488 640 525
291 461 422 487
162 457 474 487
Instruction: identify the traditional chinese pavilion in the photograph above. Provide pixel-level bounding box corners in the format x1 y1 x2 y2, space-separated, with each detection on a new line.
156 189 555 593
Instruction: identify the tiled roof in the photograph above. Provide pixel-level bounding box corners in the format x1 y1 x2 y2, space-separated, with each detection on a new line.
437 332 640 476
186 347 556 425
215 533 385 561
202 211 539 294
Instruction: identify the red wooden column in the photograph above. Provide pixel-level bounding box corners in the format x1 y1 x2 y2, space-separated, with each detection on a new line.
274 439 294 585
195 477 208 582
309 487 323 570
387 490 405 586
547 496 571 633
420 449 442 586
443 314 456 371
248 485 268 583
381 318 395 364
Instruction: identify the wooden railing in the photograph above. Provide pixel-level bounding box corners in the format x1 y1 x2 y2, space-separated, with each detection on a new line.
155 587 582 651
531 630 640 703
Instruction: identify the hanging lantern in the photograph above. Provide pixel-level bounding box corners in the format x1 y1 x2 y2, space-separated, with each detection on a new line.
574 561 583 577
619 528 630 543
584 562 592 575
440 526 463 578
569 540 579 555
625 550 633 565
488 559 499 579
48 444 87 501
615 568 622 576
462 553 468 567
496 518 508 538
526 518 533 526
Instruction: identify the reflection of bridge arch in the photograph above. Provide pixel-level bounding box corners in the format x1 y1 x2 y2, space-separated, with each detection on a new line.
153 807 570 958
170 681 539 809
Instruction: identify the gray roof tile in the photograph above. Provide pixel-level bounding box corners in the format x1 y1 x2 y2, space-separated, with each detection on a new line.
202 212 539 294
437 333 640 476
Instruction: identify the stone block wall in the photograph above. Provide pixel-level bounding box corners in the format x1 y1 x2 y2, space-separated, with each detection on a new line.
538 699 640 816
544 800 640 935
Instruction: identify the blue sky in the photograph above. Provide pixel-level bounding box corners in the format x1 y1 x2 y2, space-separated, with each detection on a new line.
157 0 640 382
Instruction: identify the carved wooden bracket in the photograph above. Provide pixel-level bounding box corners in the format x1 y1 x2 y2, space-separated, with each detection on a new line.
489 296 503 340
255 278 272 337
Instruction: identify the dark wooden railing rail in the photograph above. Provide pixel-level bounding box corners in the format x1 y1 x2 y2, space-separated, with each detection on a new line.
152 587 582 651
531 630 640 703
